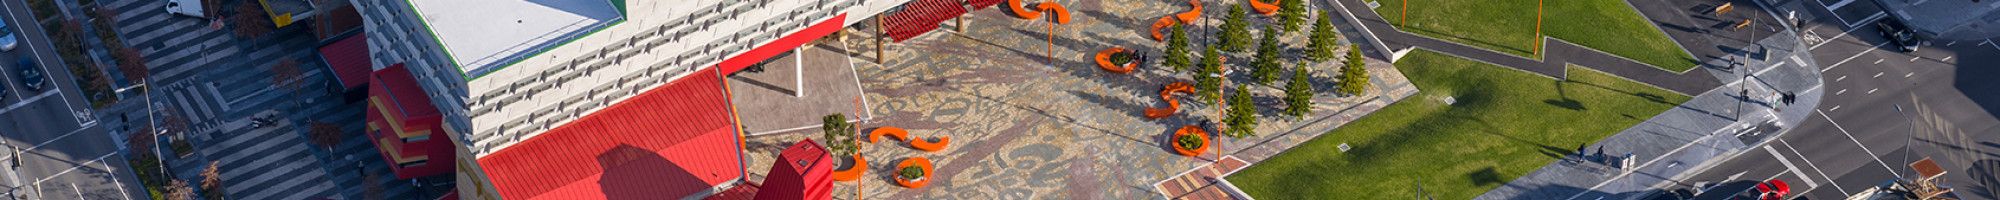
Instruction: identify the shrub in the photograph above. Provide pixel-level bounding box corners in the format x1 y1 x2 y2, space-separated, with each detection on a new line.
1109 51 1133 65
899 166 924 180
821 114 857 156
1176 134 1203 150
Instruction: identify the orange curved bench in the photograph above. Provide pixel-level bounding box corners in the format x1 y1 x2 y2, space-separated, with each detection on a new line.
1249 0 1281 16
1150 17 1179 41
1035 2 1071 24
1006 0 1042 20
869 127 910 143
831 154 867 181
1172 125 1209 156
894 157 935 188
1094 47 1138 73
1145 82 1198 119
910 136 951 152
1175 0 1203 23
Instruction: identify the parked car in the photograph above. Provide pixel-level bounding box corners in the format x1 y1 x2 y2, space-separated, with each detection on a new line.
19 59 41 91
0 18 16 51
165 0 205 18
1876 18 1923 52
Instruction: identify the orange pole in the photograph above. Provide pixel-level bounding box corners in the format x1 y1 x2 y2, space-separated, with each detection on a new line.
1400 0 1407 26
1534 0 1542 55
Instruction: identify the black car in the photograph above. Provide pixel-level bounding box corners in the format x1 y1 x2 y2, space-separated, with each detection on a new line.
1876 18 1923 52
18 58 41 91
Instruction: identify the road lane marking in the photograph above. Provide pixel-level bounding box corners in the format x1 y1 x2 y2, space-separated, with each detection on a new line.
1824 43 1887 72
1905 72 1914 78
1945 41 1956 46
1874 59 1885 64
1812 21 1869 50
1780 139 1848 195
0 89 56 114
1817 109 1904 178
1909 56 1921 62
1874 72 1885 78
1764 146 1819 187
0 125 94 162
104 161 129 200
1835 89 1846 95
69 183 79 199
1830 105 1842 111
1836 76 1847 82
1867 88 1879 94
32 152 114 184
1941 56 1953 62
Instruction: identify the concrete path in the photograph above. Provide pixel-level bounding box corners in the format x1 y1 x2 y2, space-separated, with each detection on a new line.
1324 0 1725 95
1475 25 1826 200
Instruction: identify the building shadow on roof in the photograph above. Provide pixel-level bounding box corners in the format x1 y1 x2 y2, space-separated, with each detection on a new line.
599 144 705 200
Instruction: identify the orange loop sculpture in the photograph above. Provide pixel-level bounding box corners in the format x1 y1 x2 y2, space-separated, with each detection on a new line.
1035 2 1072 24
1175 0 1203 23
1171 125 1210 156
1150 17 1179 41
1249 0 1281 16
869 127 910 143
1094 47 1138 74
910 136 951 152
1005 0 1042 20
1144 82 1197 119
1152 0 1201 42
831 154 867 181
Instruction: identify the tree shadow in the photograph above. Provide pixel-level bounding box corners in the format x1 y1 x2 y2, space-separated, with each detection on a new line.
1967 159 2000 200
1544 98 1588 111
1467 167 1505 187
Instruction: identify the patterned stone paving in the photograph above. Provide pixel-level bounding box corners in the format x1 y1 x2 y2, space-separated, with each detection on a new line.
741 0 1419 199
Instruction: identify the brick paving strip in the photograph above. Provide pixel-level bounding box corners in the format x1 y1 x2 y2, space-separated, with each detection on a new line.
1153 156 1248 200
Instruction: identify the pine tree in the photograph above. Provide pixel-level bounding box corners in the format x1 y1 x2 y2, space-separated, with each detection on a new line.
1307 11 1340 62
1196 45 1225 101
1225 85 1259 138
1166 25 1193 72
1279 0 1308 33
1220 4 1252 52
1284 64 1315 118
1338 44 1371 96
1252 28 1283 85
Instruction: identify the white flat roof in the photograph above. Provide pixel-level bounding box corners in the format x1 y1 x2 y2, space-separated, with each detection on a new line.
408 0 620 78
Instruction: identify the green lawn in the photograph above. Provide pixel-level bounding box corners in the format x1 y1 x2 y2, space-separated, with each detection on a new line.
1225 50 1691 199
1372 0 1698 72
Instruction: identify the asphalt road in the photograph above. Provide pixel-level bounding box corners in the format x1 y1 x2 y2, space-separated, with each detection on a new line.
1667 1 2000 199
0 0 145 199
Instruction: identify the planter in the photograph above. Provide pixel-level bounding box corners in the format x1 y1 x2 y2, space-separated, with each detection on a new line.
894 157 934 188
1093 47 1137 74
1171 125 1208 157
832 153 866 182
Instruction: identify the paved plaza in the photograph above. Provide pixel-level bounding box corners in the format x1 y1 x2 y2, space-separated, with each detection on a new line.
740 0 1418 198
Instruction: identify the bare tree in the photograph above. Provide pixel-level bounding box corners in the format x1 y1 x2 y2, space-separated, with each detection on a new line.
115 47 146 83
167 179 193 200
200 161 224 199
231 0 271 38
269 58 302 92
307 121 342 151
161 113 188 136
126 127 154 152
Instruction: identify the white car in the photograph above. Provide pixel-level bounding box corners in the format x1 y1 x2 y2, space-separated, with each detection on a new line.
0 19 16 51
165 0 204 18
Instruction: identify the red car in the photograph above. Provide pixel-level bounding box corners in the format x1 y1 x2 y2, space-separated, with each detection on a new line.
1754 179 1791 200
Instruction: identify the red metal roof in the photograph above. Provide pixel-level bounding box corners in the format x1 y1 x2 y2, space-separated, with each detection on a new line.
476 68 745 200
321 33 371 89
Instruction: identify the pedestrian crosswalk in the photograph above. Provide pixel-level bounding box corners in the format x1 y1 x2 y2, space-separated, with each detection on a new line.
99 0 437 198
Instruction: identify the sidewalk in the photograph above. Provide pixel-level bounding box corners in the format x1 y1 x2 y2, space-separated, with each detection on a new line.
1474 29 1824 200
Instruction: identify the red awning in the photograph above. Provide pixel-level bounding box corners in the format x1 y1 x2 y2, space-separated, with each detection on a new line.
477 68 745 200
716 14 846 74
321 34 371 89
